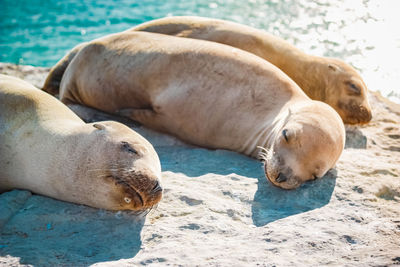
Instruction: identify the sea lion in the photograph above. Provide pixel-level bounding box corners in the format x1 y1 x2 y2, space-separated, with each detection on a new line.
0 74 162 210
130 16 372 125
42 31 345 189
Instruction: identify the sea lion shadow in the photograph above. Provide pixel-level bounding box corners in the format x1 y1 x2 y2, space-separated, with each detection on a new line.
0 192 145 266
251 169 337 227
157 146 336 227
156 146 263 178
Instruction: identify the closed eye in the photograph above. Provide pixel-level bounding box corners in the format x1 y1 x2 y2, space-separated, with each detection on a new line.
282 129 289 142
347 82 361 95
121 141 138 154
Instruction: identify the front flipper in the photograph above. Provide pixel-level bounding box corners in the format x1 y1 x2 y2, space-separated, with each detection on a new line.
117 108 166 132
67 104 139 127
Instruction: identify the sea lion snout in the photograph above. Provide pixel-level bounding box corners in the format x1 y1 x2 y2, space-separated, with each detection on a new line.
119 170 162 210
151 180 163 194
139 179 163 208
338 100 372 124
264 161 300 190
275 173 288 183
144 180 163 206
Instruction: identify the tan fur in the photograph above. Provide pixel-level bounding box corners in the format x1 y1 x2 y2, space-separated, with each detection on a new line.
131 16 372 124
45 31 345 189
0 74 162 210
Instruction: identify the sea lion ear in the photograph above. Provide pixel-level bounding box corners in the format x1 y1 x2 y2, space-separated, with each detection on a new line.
328 64 338 71
93 123 106 130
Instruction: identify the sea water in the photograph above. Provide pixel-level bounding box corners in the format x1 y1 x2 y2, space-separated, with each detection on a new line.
1 0 399 102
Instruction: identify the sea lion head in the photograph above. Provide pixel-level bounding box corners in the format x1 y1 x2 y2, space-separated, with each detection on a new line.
261 101 345 189
77 121 162 211
323 58 372 124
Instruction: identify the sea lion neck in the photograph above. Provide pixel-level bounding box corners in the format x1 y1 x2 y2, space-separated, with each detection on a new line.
256 34 327 101
244 106 291 158
283 54 328 101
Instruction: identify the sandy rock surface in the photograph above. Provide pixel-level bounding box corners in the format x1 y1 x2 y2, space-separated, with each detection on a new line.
0 63 399 266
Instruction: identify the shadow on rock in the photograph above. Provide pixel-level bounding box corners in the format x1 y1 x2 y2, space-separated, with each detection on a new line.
251 169 337 227
158 146 336 227
0 192 145 266
345 126 367 149
156 146 263 178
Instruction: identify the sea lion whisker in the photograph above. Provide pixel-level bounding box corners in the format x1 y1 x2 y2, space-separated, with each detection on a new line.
257 146 269 153
257 146 273 162
133 207 151 217
132 209 145 216
142 208 151 216
149 203 159 213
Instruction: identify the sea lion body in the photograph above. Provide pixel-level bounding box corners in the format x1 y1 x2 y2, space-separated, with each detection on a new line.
43 31 345 189
131 16 372 124
0 74 162 210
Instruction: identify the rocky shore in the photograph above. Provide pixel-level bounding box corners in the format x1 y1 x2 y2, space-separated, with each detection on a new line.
0 62 399 266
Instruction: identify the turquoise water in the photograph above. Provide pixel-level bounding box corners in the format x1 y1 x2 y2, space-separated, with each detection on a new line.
1 0 400 102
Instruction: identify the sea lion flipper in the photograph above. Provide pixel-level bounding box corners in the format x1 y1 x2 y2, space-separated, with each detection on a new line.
117 108 164 130
66 104 113 123
42 42 87 95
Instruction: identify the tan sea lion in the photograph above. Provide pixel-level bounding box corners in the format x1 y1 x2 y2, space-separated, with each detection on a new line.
0 74 162 210
130 16 372 125
43 31 345 189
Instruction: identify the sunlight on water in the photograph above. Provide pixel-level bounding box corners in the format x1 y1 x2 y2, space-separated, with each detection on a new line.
0 0 399 102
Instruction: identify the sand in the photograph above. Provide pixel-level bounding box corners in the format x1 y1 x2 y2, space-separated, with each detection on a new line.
0 63 399 266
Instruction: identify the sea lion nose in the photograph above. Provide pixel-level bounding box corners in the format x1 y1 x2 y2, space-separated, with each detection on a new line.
363 108 372 123
276 173 287 183
140 179 163 208
151 180 163 193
